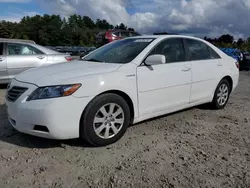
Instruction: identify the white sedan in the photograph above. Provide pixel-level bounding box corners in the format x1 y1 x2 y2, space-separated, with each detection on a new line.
5 35 239 146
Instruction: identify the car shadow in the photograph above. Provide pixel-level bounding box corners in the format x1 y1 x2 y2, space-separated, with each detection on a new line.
196 103 214 110
0 101 213 149
0 104 94 149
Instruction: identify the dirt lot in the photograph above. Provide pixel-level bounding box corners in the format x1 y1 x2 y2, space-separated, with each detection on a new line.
0 72 250 188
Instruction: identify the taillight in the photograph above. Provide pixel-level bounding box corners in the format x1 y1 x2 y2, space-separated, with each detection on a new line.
65 56 73 61
235 61 239 69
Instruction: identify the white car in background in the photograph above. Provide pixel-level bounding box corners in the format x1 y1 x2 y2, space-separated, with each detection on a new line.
5 35 239 146
0 38 73 84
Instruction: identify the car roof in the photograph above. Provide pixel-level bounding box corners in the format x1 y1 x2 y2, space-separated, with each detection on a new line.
128 34 204 40
0 38 35 44
109 29 131 31
103 29 138 33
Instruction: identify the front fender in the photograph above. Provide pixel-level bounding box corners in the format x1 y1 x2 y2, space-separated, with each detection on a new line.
72 70 138 118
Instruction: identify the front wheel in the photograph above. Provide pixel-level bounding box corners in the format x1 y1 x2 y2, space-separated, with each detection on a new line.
211 79 231 109
80 93 131 146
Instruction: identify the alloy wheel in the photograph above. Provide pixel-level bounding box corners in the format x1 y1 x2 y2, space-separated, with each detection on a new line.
217 83 229 106
93 103 125 139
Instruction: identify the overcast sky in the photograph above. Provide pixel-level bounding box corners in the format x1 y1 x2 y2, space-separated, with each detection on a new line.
0 0 250 39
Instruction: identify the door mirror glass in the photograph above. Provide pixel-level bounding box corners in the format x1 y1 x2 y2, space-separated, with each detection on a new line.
144 54 166 66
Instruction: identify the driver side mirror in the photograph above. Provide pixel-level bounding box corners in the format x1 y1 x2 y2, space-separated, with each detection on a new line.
144 54 166 66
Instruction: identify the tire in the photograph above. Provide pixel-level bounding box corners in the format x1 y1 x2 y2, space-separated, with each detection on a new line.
80 93 131 146
211 79 231 110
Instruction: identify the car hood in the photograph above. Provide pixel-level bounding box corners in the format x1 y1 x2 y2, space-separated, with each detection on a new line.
14 60 122 86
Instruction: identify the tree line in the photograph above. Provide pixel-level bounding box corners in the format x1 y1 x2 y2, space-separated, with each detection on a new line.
204 34 250 51
0 14 250 51
0 14 135 46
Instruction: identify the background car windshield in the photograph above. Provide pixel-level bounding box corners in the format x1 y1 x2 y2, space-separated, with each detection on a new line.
82 38 155 63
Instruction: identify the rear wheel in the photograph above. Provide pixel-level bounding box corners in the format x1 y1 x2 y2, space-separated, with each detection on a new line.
80 93 130 146
211 79 231 109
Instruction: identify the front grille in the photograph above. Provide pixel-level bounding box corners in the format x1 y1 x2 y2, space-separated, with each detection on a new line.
7 86 28 102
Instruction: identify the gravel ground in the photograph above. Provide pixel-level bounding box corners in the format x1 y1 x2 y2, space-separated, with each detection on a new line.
0 72 250 188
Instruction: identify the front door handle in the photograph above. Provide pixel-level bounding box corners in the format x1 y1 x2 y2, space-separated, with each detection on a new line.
0 58 2 61
37 56 45 59
182 67 191 71
217 63 223 66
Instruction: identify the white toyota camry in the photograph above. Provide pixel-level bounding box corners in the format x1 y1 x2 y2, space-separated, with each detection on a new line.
5 35 239 146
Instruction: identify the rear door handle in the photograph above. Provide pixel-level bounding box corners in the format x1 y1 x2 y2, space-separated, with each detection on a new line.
182 67 191 71
0 58 2 61
217 63 223 66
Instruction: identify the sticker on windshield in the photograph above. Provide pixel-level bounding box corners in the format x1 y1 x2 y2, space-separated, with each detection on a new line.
134 39 153 42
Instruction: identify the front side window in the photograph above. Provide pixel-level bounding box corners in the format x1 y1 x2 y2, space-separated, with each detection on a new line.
0 43 3 56
186 39 211 61
7 43 44 56
148 38 186 63
82 38 155 64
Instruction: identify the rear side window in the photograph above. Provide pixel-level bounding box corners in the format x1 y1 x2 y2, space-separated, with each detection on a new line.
7 43 44 55
186 39 211 61
149 38 186 63
208 47 221 59
0 43 3 55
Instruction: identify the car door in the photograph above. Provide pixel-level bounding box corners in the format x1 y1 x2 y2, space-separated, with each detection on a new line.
0 42 9 83
184 38 224 103
6 42 47 79
137 38 192 116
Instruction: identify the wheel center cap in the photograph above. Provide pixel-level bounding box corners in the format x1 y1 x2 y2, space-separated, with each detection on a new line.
106 117 114 124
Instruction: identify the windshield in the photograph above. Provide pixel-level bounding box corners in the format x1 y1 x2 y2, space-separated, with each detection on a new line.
82 38 155 64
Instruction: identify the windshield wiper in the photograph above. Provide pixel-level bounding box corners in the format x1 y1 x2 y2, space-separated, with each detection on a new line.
84 58 104 63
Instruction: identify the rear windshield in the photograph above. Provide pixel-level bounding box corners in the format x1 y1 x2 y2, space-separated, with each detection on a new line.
82 38 155 64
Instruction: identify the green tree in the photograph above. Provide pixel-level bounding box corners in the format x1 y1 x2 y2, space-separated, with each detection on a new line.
82 16 95 29
0 14 136 46
0 22 10 38
218 34 234 44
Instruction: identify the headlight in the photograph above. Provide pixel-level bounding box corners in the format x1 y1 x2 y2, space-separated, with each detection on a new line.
27 84 81 101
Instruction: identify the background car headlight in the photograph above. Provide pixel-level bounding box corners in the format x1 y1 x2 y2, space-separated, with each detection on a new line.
27 84 81 101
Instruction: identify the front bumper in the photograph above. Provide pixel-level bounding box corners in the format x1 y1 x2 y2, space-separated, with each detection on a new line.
5 79 92 140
